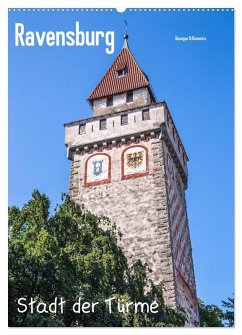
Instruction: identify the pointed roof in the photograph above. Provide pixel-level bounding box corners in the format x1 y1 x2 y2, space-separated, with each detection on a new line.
87 39 155 103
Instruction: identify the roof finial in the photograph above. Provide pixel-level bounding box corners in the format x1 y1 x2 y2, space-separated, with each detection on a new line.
123 20 129 49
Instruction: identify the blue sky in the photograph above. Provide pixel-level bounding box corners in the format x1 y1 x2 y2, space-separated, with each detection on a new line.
8 8 234 308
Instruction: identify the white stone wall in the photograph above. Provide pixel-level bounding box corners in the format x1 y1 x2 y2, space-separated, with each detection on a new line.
93 87 151 116
65 105 165 150
93 98 106 110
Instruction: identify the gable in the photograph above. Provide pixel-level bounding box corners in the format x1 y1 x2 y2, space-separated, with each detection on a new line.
87 47 150 103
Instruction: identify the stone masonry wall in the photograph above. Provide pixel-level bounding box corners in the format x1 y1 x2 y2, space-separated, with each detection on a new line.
65 104 165 156
69 138 177 308
163 141 199 325
93 87 151 116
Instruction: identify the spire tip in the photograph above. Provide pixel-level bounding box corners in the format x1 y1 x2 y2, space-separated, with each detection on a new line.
123 20 129 49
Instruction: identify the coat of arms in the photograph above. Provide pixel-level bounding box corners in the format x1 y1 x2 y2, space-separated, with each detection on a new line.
93 160 104 176
126 151 144 169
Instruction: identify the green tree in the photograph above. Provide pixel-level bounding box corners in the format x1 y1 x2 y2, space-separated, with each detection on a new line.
198 299 224 327
198 295 234 327
9 190 185 327
222 295 234 327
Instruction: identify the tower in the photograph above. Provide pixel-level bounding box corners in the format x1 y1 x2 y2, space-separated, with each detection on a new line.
64 35 199 326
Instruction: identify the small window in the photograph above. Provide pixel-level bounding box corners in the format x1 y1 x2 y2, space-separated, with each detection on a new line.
121 114 128 125
100 119 107 130
79 123 86 134
142 109 150 121
117 69 123 77
126 91 133 103
106 96 113 107
117 66 128 78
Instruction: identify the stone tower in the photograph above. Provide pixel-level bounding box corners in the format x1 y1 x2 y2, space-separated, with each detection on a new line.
64 35 199 326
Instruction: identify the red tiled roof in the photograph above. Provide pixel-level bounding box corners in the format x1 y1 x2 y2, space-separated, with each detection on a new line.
87 47 150 102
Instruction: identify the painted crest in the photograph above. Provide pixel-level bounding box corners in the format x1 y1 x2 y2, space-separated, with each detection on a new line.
122 145 148 179
126 151 144 168
85 154 111 186
93 160 104 176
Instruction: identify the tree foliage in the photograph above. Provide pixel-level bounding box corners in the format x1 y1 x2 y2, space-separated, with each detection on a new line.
222 295 234 327
8 190 185 327
198 295 234 327
198 299 224 327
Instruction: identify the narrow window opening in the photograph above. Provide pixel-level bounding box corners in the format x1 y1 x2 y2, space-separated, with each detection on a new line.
100 119 107 130
121 114 128 125
142 109 150 121
106 96 113 107
126 91 133 103
79 123 86 134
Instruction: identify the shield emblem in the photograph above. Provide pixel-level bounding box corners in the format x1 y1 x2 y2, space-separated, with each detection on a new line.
126 151 144 168
93 160 104 176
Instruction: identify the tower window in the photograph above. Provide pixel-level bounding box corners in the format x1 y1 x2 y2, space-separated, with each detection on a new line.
79 123 86 134
142 109 150 121
106 96 113 107
117 65 128 78
126 91 133 103
121 114 128 125
100 119 107 130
